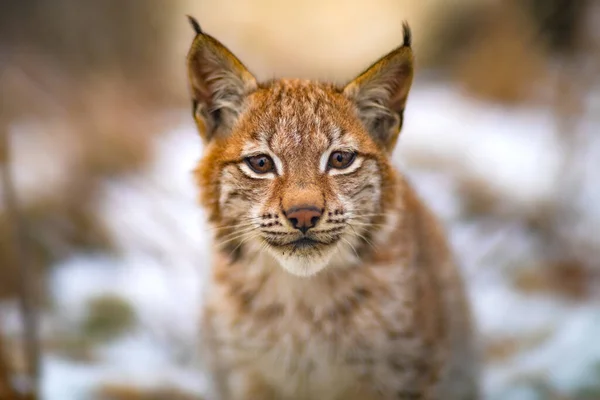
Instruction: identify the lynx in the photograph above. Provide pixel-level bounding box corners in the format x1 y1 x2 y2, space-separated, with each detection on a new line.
185 15 479 400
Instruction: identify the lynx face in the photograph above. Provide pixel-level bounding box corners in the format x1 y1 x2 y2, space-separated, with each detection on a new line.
203 81 387 276
187 17 413 276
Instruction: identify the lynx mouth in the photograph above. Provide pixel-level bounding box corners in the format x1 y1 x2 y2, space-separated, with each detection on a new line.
266 236 338 252
292 237 318 247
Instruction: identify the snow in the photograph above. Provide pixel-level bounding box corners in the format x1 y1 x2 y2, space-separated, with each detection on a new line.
42 125 210 398
4 81 599 399
396 85 564 210
43 355 207 400
485 304 600 397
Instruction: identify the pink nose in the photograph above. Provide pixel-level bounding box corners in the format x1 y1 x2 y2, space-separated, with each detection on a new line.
285 206 322 234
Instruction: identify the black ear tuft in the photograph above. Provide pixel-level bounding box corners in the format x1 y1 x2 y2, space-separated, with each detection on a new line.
402 21 412 47
187 15 202 35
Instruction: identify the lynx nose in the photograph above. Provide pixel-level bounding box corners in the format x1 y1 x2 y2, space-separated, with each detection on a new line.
285 205 322 234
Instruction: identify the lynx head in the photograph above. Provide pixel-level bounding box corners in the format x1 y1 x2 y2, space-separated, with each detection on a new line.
186 16 414 277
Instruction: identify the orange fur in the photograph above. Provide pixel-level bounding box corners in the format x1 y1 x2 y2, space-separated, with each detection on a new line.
186 16 479 400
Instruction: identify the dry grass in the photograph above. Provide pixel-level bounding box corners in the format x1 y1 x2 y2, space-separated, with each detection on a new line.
0 188 113 301
456 177 505 219
81 295 137 343
0 332 35 400
44 294 138 363
0 333 18 400
44 335 97 364
512 260 597 301
485 328 554 364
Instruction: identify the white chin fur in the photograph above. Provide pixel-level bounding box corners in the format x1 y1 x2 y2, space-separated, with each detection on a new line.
271 252 333 277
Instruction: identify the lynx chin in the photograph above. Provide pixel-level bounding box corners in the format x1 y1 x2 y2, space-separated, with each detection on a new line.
185 15 480 400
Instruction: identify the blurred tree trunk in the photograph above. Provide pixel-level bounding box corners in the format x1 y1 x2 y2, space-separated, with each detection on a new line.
0 332 16 399
0 125 39 400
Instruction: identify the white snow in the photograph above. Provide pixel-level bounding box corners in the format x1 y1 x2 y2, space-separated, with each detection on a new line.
43 121 210 398
396 85 564 211
42 355 207 400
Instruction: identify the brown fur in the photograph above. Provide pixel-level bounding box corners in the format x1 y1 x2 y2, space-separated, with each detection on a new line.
186 16 479 400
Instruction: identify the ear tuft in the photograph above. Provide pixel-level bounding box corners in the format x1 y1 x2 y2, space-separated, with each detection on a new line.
343 29 414 152
186 27 257 142
402 21 411 47
187 15 202 35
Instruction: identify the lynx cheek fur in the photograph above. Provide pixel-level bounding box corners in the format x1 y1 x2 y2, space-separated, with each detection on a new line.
185 16 480 400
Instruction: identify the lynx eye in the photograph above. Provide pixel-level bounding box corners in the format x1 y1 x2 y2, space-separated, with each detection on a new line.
245 154 275 174
328 151 356 170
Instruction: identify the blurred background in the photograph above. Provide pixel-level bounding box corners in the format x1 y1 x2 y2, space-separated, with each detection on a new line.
0 0 599 399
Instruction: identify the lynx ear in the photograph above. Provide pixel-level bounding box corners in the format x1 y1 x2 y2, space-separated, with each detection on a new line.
186 16 257 142
343 22 414 152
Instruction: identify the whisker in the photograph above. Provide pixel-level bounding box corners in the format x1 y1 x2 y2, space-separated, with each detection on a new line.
206 218 263 232
347 221 389 228
259 240 271 254
345 212 387 218
216 230 258 247
207 223 256 233
348 225 377 250
341 237 360 259
311 227 345 234
344 213 386 219
227 233 258 259
217 225 257 240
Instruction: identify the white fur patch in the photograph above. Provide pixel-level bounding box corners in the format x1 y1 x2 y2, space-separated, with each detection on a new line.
271 250 334 277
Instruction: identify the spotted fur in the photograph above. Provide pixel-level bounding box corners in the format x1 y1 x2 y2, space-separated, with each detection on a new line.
186 16 480 400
